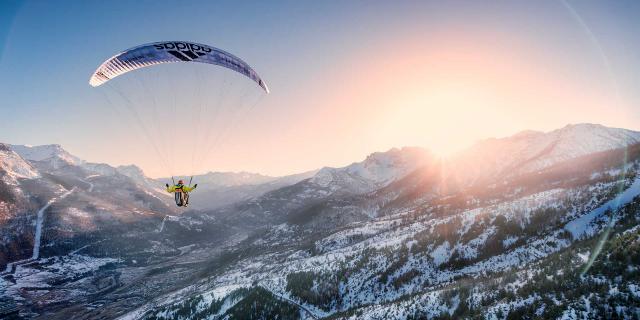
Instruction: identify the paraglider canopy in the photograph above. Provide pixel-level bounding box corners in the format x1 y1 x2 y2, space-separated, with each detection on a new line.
88 40 269 180
89 41 269 93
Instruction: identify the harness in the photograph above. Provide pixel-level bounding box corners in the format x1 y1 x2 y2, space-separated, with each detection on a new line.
170 179 193 207
174 185 188 207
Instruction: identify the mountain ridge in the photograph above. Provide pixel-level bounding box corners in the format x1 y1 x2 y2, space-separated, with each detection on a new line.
3 123 640 319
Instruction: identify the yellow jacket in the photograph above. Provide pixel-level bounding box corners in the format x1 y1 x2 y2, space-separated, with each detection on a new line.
166 184 196 193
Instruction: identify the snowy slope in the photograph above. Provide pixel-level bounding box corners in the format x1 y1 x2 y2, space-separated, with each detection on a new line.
147 152 640 320
564 175 640 239
310 147 433 193
216 147 436 228
451 123 640 184
5 123 640 319
11 144 82 168
10 144 167 195
0 144 39 184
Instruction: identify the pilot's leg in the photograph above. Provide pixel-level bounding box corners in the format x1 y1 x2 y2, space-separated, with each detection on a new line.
175 192 182 207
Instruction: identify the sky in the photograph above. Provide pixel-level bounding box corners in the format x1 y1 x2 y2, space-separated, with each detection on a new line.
0 0 639 177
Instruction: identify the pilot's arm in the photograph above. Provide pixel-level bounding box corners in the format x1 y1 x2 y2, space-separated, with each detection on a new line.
183 184 198 192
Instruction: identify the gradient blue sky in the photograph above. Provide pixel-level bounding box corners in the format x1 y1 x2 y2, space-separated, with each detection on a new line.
1 0 639 177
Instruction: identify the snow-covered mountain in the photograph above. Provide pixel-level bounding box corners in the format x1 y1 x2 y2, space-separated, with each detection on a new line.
450 123 640 185
157 170 318 210
310 147 433 194
207 147 437 231
10 144 82 169
199 172 318 210
3 123 640 319
0 143 39 184
0 144 39 224
139 125 640 320
0 143 180 274
10 144 158 187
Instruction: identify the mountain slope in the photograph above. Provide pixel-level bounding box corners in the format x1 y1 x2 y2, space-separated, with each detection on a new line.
0 143 39 224
10 144 82 168
177 170 318 210
450 123 640 185
143 140 640 320
3 123 640 319
0 143 179 269
310 147 433 194
212 147 437 230
0 144 39 184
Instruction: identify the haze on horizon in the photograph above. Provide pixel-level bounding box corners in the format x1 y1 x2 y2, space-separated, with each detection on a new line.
1 0 639 178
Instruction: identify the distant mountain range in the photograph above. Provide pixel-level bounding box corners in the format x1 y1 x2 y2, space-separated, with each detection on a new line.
450 123 640 185
2 123 640 319
160 170 318 210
